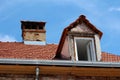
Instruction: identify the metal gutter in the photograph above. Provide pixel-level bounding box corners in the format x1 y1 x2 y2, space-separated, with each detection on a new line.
0 58 120 67
35 66 40 80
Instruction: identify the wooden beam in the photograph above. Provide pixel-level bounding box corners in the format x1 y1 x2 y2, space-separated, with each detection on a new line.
0 65 119 77
0 65 35 74
39 66 120 77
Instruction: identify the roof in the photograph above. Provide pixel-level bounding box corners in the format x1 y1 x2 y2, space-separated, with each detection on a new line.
55 15 103 58
0 42 57 60
102 52 120 62
0 42 119 62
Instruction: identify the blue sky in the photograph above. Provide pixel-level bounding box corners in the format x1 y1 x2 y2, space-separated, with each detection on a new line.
0 0 120 55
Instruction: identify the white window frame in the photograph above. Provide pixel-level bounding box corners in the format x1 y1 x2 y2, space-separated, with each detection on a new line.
74 37 96 61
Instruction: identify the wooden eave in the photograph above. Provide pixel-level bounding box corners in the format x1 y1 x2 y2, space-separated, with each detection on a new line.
0 65 120 77
55 15 103 59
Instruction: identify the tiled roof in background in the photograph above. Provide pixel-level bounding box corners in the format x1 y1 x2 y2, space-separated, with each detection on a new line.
0 42 120 62
101 52 120 62
0 42 57 60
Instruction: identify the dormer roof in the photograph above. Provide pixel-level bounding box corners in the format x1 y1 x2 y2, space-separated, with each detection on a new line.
55 15 103 58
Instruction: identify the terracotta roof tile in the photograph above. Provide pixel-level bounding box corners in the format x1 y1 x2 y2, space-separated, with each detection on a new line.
101 52 120 62
0 42 120 62
0 42 57 60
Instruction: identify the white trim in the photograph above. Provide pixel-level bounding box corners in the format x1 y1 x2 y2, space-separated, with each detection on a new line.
68 36 74 61
74 39 79 61
87 42 91 61
91 39 96 61
94 34 101 61
24 41 46 45
74 37 96 61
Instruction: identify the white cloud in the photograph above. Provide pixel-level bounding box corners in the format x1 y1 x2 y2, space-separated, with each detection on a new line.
109 7 120 12
0 34 17 42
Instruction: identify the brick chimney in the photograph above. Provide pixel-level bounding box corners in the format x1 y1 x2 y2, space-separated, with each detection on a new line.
21 21 46 45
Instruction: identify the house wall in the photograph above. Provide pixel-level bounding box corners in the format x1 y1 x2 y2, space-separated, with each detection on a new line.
94 34 102 61
61 36 70 59
71 23 94 34
0 74 35 80
0 74 120 80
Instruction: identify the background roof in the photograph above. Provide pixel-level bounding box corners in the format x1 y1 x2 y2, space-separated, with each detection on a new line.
0 42 120 62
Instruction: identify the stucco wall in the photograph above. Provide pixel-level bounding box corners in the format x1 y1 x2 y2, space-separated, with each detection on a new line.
71 23 94 34
94 34 102 61
61 36 70 59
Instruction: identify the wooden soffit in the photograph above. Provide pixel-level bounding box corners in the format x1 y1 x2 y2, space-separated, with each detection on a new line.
0 65 120 77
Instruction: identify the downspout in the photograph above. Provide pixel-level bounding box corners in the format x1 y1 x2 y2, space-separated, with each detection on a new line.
35 66 40 80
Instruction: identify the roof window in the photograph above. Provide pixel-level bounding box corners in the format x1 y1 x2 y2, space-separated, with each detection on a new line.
74 37 96 61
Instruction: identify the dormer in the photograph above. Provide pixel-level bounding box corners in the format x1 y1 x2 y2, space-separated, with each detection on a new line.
21 21 46 45
55 15 103 61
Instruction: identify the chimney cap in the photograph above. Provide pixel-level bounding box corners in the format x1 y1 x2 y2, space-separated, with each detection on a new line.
21 20 46 24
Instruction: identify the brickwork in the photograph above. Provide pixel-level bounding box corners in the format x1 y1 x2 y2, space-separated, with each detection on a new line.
0 74 35 80
0 74 120 80
23 31 46 41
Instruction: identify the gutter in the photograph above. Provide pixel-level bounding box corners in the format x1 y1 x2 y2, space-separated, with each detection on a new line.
35 66 40 80
0 58 120 68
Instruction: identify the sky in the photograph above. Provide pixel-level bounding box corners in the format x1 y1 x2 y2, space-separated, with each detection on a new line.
0 0 120 55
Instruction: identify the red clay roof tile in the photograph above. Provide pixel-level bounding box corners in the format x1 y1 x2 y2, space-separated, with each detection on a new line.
0 42 120 62
0 42 57 60
101 52 120 62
